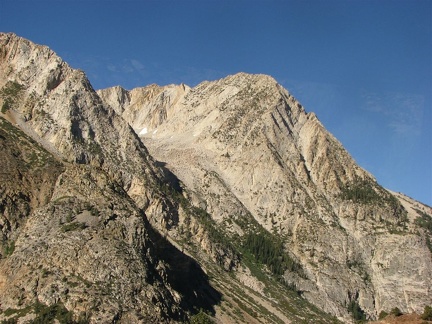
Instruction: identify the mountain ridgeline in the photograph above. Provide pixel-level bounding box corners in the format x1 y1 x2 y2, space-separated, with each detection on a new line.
0 33 431 323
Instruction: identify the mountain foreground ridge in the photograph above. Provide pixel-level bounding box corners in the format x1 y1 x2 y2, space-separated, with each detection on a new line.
1 32 431 323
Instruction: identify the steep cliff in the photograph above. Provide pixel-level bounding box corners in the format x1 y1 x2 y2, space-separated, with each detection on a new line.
0 33 220 323
0 32 430 323
99 72 432 321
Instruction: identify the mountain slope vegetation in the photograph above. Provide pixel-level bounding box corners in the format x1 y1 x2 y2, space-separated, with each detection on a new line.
0 32 430 323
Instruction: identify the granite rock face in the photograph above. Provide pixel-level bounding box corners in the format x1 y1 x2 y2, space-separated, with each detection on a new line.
0 33 431 323
99 73 432 321
0 33 219 323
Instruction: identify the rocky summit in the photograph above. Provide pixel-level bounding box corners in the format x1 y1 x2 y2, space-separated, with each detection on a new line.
0 32 431 323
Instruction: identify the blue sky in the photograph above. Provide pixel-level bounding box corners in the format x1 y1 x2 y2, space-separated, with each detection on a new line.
1 0 431 205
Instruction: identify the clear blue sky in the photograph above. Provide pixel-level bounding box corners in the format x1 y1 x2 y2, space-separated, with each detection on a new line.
1 0 431 205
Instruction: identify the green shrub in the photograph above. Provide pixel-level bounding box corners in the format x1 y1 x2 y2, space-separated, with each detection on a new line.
340 180 380 203
32 301 76 324
0 301 84 324
347 300 366 321
412 209 432 252
61 222 87 232
0 81 24 113
243 231 302 276
3 241 15 256
378 310 388 319
189 309 214 324
1 99 11 113
415 209 432 232
390 307 402 317
0 81 24 98
421 305 432 320
0 304 33 322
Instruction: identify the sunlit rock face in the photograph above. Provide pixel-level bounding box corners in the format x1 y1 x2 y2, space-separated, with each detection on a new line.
0 32 430 323
100 71 432 320
0 33 218 323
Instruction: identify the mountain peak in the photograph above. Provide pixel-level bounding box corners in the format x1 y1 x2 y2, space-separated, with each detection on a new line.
225 71 278 82
100 61 432 321
208 72 282 96
1 34 431 324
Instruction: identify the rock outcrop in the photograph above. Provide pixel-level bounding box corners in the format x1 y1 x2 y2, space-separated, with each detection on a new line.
0 32 430 323
99 72 432 321
0 33 219 323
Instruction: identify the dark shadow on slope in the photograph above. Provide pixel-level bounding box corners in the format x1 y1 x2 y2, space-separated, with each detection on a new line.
145 219 222 319
155 161 182 194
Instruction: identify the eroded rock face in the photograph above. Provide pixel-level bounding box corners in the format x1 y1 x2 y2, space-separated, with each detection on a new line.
99 72 432 320
1 32 431 323
0 33 220 323
0 33 163 205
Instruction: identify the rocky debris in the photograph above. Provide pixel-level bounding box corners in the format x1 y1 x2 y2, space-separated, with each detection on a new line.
0 32 431 323
369 313 432 324
0 33 220 323
0 116 64 256
100 70 432 321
